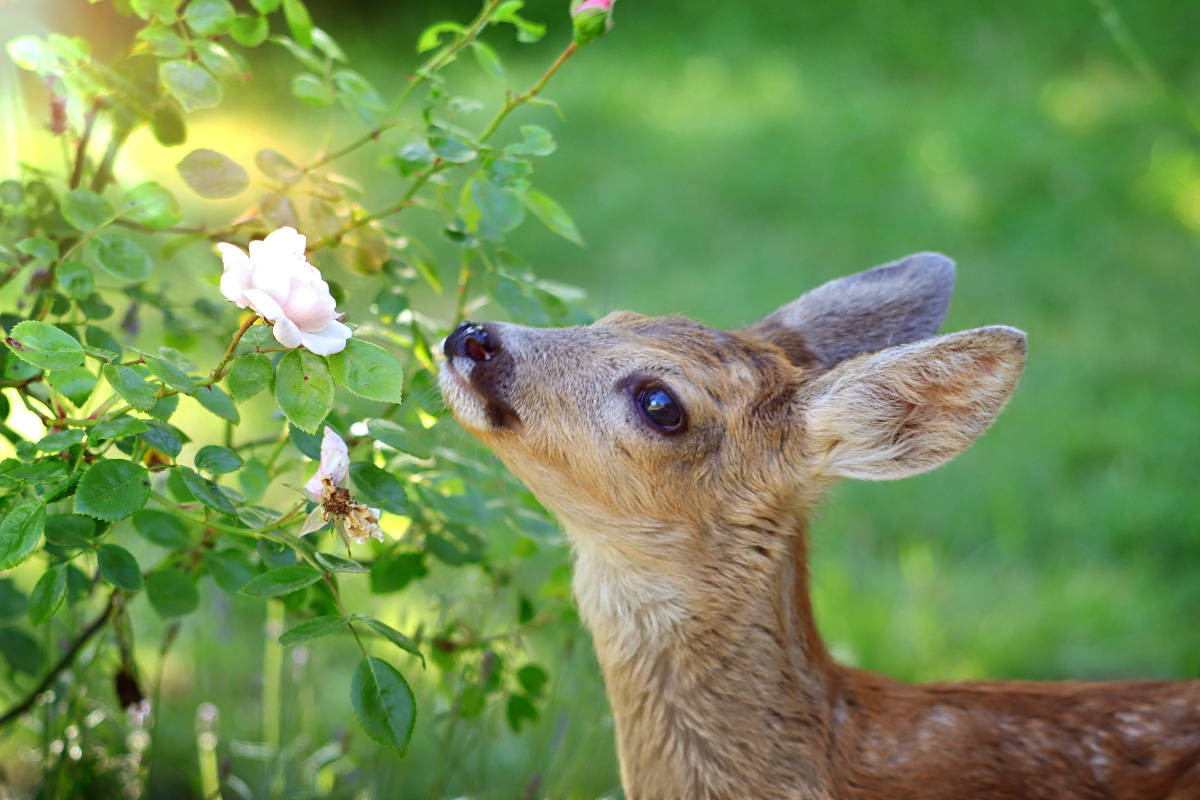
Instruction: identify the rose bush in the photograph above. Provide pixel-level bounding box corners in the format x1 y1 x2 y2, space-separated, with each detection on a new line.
0 0 614 794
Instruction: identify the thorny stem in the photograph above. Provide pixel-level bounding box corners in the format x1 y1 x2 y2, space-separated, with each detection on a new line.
212 315 259 380
477 41 579 143
303 0 505 174
68 99 102 191
0 592 119 730
325 39 581 246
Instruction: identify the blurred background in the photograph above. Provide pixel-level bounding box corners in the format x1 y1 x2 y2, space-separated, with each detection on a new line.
2 0 1198 797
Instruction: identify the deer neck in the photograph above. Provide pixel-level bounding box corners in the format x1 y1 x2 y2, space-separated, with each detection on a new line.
567 512 837 800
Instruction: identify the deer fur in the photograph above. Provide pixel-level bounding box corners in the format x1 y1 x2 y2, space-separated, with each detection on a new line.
438 253 1200 799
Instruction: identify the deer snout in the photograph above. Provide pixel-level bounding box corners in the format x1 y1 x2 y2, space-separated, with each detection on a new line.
444 321 500 363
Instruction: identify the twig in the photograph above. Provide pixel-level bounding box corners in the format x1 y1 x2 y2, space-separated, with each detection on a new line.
68 99 102 191
0 592 119 730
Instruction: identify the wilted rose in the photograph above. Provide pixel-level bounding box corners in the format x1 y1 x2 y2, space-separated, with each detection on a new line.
217 227 352 356
300 426 385 544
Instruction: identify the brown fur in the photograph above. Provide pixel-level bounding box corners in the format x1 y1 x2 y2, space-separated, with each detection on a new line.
438 255 1200 799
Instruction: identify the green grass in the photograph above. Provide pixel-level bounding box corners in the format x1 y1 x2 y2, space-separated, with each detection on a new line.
5 0 1200 797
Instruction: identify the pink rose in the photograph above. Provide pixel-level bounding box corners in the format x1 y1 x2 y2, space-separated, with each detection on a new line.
217 227 352 356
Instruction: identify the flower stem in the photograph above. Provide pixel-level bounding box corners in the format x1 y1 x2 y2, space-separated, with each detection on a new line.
477 41 579 144
212 315 259 380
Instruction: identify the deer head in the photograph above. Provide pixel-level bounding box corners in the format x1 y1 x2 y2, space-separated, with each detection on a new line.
440 252 1025 659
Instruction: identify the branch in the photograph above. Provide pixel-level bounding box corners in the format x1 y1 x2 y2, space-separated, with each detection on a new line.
0 591 119 730
69 99 102 191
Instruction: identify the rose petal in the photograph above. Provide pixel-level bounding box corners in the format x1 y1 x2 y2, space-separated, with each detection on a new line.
281 281 336 331
318 427 349 486
271 315 303 349
261 226 307 258
304 472 328 502
297 319 352 356
241 288 285 322
216 243 252 306
246 243 293 305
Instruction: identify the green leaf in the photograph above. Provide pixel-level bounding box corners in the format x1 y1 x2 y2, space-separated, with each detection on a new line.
182 0 235 36
387 141 434 178
205 548 254 593
226 353 270 401
0 628 43 675
350 657 416 754
60 190 114 231
159 59 222 111
177 149 249 198
255 149 301 185
131 0 180 23
425 532 468 566
314 551 368 573
429 129 476 163
132 509 192 548
275 349 333 434
144 355 195 394
75 460 151 521
121 182 182 229
28 566 68 625
327 339 404 403
281 0 314 48
0 500 46 570
517 664 548 696
523 189 584 246
97 543 143 591
84 231 152 283
194 444 242 475
248 0 279 12
43 513 95 548
152 106 187 147
135 24 187 57
471 178 525 233
279 614 347 646
416 21 463 53
89 416 148 442
103 364 159 411
139 419 187 457
229 14 270 47
353 614 424 666
291 73 333 106
470 40 504 79
194 384 239 422
348 462 407 515
366 419 432 460
146 568 199 618
56 261 94 300
177 467 236 515
239 565 322 597
506 694 538 732
504 124 556 156
5 321 85 370
36 428 84 451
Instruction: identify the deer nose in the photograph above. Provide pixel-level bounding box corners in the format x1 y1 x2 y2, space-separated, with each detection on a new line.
444 321 498 363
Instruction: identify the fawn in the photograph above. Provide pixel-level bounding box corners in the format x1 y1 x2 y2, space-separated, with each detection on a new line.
439 253 1200 799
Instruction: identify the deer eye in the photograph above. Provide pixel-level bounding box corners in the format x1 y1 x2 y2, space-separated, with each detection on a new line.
637 386 685 433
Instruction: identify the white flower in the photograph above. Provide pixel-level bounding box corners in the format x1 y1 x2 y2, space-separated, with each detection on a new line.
217 227 352 356
299 426 385 545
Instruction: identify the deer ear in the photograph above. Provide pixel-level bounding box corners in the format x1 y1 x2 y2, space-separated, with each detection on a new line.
802 326 1026 480
748 252 955 367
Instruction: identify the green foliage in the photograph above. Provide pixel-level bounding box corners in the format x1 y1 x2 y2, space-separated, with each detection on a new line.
0 0 590 793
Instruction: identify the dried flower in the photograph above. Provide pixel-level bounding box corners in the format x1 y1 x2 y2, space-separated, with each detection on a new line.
217 227 352 356
300 426 385 545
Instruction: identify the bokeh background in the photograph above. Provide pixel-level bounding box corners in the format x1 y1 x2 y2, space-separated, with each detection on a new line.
2 0 1198 797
